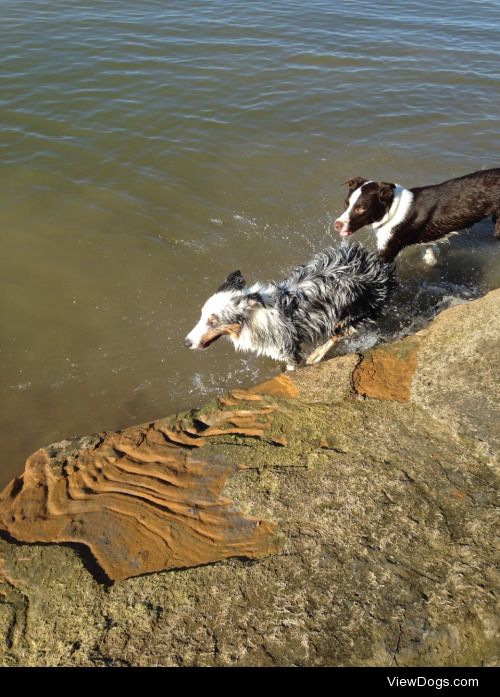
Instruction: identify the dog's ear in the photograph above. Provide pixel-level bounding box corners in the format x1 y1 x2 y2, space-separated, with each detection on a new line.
217 270 246 293
378 182 396 206
343 177 367 194
246 292 264 308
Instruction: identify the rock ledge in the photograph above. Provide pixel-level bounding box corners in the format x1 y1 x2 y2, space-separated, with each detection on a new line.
0 290 498 666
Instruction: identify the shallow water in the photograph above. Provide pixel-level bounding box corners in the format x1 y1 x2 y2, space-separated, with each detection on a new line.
1 0 500 486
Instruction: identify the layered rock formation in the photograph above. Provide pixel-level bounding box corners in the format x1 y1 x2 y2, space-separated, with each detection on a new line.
0 401 285 581
0 290 498 666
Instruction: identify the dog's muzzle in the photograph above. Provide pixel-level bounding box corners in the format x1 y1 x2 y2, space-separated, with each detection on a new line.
334 219 352 237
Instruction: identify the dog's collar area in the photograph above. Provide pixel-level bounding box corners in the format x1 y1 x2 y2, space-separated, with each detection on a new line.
371 184 403 229
371 185 414 248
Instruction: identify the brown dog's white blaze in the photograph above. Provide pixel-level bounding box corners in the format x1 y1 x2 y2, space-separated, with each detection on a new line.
334 179 399 239
334 179 368 237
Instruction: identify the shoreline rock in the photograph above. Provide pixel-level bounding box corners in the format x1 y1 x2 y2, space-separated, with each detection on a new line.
0 289 499 666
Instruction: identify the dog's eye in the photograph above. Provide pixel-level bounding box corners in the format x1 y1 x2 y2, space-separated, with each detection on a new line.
354 205 365 213
208 315 219 328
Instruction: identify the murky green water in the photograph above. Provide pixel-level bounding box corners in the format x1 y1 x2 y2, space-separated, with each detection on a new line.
1 0 499 485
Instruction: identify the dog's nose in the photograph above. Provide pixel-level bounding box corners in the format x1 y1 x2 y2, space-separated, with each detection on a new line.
334 220 344 232
184 338 192 348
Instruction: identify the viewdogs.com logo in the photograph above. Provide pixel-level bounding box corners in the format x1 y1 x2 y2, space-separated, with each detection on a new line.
387 676 479 689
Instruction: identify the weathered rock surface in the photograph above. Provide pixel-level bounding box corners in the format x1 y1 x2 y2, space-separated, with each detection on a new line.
353 338 420 401
0 402 283 581
0 290 499 666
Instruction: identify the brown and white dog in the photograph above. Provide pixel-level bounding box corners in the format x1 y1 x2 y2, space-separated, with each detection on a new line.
334 168 500 264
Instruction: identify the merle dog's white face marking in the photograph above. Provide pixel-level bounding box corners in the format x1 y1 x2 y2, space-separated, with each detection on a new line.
185 291 242 350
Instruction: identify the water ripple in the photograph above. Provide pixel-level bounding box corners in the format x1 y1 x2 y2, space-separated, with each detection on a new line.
1 0 499 485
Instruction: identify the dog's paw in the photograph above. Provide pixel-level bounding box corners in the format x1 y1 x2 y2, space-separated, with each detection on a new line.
285 363 296 372
305 349 324 365
423 246 439 266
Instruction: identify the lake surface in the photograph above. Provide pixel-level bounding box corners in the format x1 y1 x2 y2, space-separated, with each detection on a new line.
1 0 499 486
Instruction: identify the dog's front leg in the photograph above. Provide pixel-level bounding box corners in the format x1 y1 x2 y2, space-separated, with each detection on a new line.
305 336 340 366
422 244 439 266
284 345 305 371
